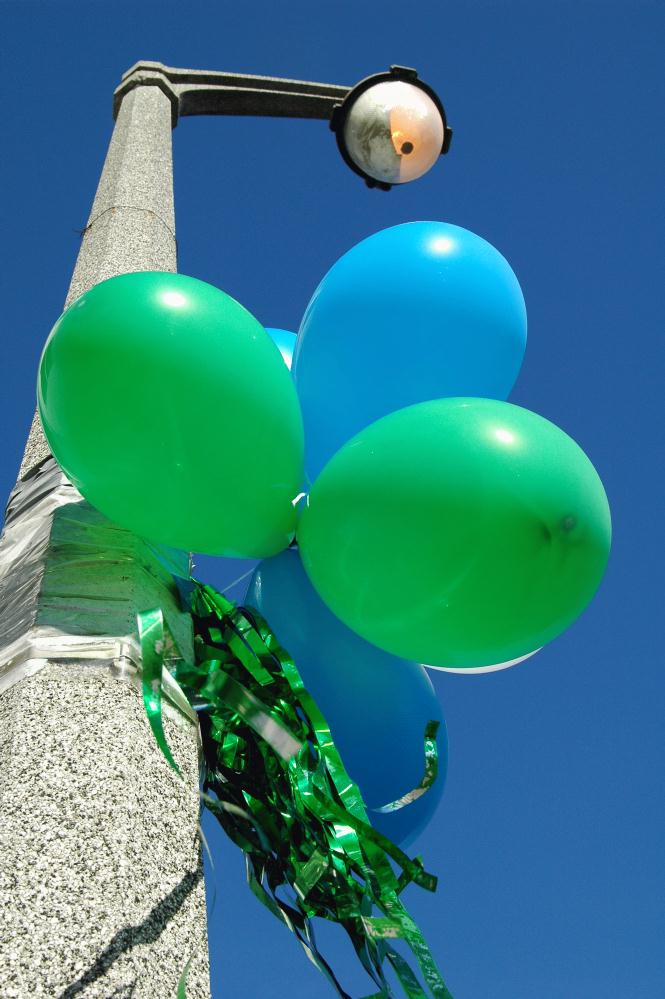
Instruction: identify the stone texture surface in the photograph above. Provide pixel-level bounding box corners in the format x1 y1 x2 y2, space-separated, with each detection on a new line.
0 665 209 998
1 78 210 996
20 83 177 481
19 411 50 482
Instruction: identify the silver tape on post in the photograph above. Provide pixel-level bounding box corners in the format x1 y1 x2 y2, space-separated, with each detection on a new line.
0 457 195 724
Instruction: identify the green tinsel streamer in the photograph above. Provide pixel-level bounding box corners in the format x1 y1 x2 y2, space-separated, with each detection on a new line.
138 581 453 999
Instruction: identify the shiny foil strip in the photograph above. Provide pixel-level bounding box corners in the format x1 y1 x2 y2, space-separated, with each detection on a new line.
139 582 453 999
0 456 193 723
373 721 439 814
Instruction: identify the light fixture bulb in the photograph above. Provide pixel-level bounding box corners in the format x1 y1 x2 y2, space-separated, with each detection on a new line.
343 80 445 185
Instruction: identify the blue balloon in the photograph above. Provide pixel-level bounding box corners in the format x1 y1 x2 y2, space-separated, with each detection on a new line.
193 551 258 604
266 327 296 370
294 221 527 480
246 549 447 847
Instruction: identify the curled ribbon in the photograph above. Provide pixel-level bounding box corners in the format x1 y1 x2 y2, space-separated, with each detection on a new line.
373 721 439 814
137 582 453 999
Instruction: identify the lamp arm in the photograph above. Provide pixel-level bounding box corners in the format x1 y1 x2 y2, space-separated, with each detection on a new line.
113 61 351 127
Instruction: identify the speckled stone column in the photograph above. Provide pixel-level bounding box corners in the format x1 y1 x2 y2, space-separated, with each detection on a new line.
0 81 211 998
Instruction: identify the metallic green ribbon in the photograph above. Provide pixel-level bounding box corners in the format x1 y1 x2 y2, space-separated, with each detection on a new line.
138 606 181 775
137 582 453 999
373 721 439 814
176 958 192 999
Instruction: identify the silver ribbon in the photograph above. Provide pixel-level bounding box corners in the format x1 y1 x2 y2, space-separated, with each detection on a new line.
0 457 195 724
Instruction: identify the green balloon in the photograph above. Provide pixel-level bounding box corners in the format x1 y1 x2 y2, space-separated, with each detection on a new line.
38 272 304 557
297 398 611 668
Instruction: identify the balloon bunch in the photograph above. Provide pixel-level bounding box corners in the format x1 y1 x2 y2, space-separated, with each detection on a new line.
38 221 611 850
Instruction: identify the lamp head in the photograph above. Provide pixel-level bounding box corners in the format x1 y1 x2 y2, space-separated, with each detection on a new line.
330 66 452 190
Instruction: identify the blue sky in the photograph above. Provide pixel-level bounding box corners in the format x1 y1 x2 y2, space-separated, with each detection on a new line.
1 2 663 997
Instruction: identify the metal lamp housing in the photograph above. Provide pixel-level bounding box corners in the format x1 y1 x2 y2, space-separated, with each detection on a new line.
330 66 452 190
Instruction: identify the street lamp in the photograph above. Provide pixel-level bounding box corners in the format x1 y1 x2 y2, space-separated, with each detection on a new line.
331 64 453 190
113 60 451 188
0 60 450 999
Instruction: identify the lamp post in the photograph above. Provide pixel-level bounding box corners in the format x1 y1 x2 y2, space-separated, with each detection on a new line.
0 61 450 998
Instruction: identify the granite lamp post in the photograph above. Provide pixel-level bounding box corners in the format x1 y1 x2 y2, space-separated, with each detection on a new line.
0 61 450 998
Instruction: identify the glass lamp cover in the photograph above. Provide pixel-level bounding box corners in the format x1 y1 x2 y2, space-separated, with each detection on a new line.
343 80 444 185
